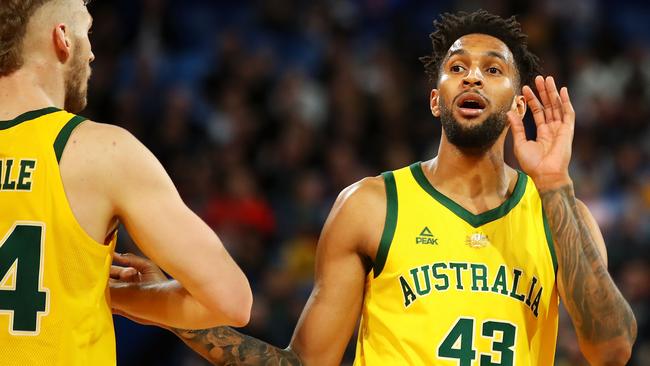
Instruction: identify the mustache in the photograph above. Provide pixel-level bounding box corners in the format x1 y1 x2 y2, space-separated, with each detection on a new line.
452 90 490 106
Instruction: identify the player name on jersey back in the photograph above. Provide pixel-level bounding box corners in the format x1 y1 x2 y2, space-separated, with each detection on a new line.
0 158 37 191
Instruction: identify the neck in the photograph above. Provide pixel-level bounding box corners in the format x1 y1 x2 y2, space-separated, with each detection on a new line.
0 64 64 120
425 133 515 203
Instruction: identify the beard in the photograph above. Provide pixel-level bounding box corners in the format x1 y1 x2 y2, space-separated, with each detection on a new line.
439 95 510 155
64 43 90 113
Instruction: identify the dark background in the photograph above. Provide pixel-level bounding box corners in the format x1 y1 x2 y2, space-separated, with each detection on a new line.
82 0 650 364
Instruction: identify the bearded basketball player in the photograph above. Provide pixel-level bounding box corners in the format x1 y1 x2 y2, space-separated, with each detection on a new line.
111 10 636 366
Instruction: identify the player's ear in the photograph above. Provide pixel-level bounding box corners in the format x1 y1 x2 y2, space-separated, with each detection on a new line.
52 23 71 63
430 89 441 117
512 93 526 118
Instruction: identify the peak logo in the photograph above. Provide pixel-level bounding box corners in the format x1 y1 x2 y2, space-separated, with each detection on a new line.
415 227 438 245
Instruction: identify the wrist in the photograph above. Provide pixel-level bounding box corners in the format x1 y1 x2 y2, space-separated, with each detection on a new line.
532 173 573 193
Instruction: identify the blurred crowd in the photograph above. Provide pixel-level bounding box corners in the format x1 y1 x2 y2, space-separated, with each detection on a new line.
82 0 650 364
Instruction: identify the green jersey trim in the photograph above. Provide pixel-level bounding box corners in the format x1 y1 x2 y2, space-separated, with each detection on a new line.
542 207 558 275
0 107 60 130
54 115 87 163
409 162 527 228
373 171 398 278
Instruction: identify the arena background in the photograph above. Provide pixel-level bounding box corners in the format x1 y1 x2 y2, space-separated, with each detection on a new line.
82 0 649 364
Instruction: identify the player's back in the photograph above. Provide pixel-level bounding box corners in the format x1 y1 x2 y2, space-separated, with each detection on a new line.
0 107 116 365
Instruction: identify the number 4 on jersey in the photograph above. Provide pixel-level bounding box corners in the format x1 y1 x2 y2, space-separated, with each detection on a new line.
0 223 49 335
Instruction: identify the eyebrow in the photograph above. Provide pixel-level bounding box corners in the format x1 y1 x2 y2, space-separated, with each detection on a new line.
485 50 507 62
447 49 467 59
445 49 508 63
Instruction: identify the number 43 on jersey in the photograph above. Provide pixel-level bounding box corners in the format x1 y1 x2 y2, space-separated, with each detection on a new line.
0 223 49 335
438 317 516 366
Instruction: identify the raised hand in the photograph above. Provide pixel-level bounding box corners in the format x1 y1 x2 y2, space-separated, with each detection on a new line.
515 77 638 362
507 75 575 191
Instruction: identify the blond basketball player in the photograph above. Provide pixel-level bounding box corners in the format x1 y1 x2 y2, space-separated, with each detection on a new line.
0 1 251 364
111 10 636 366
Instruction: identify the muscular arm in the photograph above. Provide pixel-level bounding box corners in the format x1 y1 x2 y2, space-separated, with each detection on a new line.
168 177 386 365
171 327 301 365
541 184 637 364
69 122 252 328
510 76 636 365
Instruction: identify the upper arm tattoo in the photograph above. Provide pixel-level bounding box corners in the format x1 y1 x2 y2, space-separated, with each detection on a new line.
172 327 302 366
540 185 636 344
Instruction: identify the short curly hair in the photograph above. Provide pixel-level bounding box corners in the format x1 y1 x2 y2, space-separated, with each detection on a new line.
420 10 542 90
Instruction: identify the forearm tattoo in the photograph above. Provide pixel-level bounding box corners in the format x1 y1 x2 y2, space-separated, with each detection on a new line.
541 185 636 344
171 327 302 366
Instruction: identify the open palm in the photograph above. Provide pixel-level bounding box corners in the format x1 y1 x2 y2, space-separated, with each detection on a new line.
508 76 575 190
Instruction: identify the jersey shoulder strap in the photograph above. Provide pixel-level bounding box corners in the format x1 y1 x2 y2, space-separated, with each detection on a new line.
53 114 87 163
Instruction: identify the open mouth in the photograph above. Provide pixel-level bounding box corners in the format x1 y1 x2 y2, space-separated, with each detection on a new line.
455 93 487 118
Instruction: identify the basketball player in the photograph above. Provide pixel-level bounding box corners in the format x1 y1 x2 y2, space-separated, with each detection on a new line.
111 10 636 365
0 0 251 364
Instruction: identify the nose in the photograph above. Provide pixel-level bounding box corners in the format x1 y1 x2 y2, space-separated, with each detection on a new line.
462 68 483 88
89 51 95 63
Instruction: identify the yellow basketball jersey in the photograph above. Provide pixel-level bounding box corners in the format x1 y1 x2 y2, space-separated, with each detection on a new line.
354 162 558 366
0 108 116 365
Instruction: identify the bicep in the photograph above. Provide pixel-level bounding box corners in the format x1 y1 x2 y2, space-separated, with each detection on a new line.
290 247 367 365
290 181 383 366
112 142 223 279
111 132 222 274
118 187 228 290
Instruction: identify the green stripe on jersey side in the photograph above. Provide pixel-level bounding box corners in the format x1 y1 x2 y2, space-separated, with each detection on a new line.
373 171 398 278
542 207 558 275
0 107 60 130
54 115 87 163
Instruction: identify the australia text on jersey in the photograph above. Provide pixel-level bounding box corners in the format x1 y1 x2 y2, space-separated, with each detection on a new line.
399 262 545 317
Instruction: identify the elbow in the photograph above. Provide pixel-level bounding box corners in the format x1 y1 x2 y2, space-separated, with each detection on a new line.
600 343 633 366
228 306 251 328
225 287 252 328
206 282 252 328
611 343 633 366
594 318 637 365
584 340 634 366
191 262 253 327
